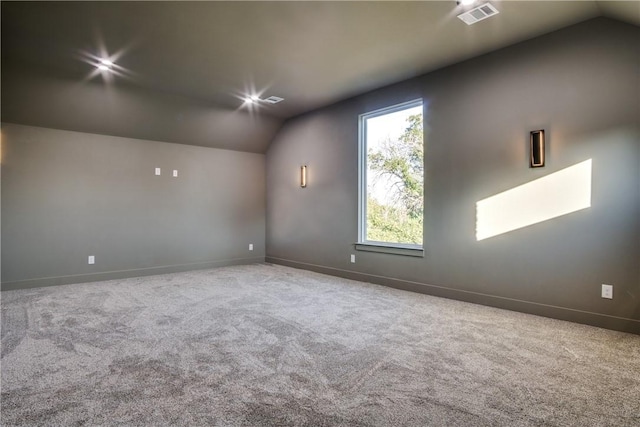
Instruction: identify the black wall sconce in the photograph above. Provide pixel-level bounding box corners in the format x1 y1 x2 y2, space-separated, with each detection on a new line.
300 165 307 188
530 130 545 168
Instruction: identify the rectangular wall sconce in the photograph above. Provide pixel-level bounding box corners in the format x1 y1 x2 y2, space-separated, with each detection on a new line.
530 130 545 168
300 165 307 188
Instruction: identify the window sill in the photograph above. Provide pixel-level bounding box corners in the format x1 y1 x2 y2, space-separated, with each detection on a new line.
355 242 424 257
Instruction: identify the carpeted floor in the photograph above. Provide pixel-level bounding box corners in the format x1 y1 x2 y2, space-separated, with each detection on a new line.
1 264 639 426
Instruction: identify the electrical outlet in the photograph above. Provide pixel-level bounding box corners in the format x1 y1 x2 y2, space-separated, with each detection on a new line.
155 167 161 176
601 284 613 299
173 170 178 177
88 255 95 265
350 254 356 263
249 244 253 251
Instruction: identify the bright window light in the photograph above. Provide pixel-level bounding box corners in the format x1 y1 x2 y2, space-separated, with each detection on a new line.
476 159 592 241
359 99 424 247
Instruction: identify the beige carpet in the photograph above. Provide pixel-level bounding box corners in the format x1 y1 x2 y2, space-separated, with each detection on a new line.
1 264 639 426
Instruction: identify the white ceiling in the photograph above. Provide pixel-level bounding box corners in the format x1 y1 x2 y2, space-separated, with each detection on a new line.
2 1 639 151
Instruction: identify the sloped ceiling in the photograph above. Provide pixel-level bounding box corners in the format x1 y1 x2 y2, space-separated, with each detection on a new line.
2 1 638 153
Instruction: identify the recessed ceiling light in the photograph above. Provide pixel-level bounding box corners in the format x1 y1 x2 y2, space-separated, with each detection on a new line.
97 59 114 71
243 94 285 106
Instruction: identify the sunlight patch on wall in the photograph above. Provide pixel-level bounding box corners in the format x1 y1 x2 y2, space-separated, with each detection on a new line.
476 159 592 241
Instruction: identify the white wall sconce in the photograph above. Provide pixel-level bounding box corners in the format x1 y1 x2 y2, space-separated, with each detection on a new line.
300 165 307 188
530 130 545 168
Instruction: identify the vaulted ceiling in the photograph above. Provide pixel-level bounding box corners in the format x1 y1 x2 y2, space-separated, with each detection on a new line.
2 1 639 153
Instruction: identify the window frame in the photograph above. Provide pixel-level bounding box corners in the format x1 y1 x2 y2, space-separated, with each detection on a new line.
357 99 425 257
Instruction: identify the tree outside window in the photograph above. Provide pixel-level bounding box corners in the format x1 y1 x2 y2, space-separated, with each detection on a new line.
359 100 423 247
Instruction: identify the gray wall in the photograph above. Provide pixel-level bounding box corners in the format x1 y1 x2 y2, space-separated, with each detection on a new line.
2 123 265 289
266 18 640 333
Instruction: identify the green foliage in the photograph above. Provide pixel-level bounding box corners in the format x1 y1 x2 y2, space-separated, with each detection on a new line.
367 113 423 244
367 197 423 245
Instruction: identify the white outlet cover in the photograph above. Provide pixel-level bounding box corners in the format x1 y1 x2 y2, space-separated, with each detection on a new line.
350 254 356 263
155 167 161 176
88 255 95 265
601 284 613 299
249 244 253 251
173 170 178 177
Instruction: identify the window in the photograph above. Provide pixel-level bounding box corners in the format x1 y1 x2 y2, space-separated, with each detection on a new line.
358 99 424 256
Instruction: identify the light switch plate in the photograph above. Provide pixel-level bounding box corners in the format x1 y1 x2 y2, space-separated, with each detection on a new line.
155 167 161 176
88 255 95 265
173 170 178 177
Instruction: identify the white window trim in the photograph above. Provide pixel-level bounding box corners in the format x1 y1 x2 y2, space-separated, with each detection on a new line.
357 99 424 256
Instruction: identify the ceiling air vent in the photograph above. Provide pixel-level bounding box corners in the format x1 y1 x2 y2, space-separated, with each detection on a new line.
263 96 284 104
457 2 499 25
